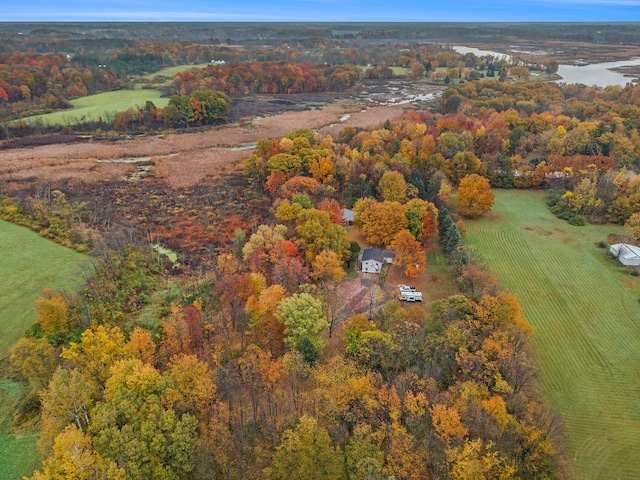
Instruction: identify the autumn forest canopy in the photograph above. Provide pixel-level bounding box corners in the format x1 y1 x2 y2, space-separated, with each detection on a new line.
3 21 638 136
1 21 640 480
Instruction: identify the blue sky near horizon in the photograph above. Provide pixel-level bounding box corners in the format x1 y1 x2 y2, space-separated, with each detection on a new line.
4 0 640 22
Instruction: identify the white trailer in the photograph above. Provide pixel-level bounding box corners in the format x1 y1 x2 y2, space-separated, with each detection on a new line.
398 285 423 302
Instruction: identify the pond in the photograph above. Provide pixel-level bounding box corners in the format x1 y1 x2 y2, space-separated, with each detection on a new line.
452 45 639 88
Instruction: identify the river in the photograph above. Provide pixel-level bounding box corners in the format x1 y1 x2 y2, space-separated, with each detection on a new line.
555 59 640 88
452 45 639 88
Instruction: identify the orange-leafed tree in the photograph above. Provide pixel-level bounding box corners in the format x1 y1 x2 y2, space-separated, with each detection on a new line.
270 239 300 260
389 229 426 277
456 174 495 218
246 284 288 355
311 250 346 285
430 403 468 444
272 256 308 294
309 154 337 184
265 171 286 198
236 344 283 423
354 199 408 247
280 175 321 200
124 327 157 365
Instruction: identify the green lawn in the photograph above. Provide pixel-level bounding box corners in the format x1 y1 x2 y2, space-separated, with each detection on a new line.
0 219 86 479
16 89 170 127
0 219 85 356
0 432 40 480
465 190 640 480
13 63 210 126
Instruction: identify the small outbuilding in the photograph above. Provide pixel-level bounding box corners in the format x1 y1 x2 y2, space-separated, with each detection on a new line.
610 243 640 267
358 248 395 273
341 208 354 225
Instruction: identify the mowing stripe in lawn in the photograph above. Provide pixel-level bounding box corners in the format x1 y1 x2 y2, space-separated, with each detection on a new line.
465 190 640 480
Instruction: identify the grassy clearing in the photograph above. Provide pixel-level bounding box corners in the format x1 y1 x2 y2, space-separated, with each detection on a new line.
408 247 460 308
0 219 85 479
16 90 170 127
0 219 85 357
465 190 640 480
345 226 458 309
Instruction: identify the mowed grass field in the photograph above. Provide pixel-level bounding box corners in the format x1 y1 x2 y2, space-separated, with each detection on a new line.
0 219 86 479
465 190 640 480
15 63 210 126
17 89 170 127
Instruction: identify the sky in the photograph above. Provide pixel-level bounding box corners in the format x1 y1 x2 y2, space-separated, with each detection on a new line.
3 0 640 22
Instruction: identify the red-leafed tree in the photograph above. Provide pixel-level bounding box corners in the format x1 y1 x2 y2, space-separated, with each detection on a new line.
318 198 342 224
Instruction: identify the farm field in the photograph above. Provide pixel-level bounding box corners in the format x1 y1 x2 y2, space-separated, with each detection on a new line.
15 89 170 127
0 219 86 480
465 189 640 480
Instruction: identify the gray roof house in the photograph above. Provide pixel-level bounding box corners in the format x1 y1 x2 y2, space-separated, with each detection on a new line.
358 248 395 273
